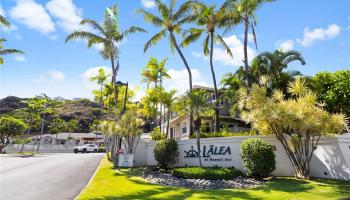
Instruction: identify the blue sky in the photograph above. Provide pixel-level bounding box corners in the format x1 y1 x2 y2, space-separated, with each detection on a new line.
0 0 349 100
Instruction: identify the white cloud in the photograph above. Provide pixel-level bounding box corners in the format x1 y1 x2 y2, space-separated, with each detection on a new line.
297 24 341 47
163 68 210 96
240 33 255 43
2 24 18 32
141 0 155 8
45 0 90 33
9 0 55 34
192 35 257 67
81 66 112 89
275 39 294 51
35 70 65 83
13 55 26 62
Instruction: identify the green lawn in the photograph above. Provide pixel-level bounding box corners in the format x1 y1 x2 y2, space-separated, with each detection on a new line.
77 157 350 200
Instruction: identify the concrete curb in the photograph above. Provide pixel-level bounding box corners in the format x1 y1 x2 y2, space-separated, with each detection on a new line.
74 155 105 200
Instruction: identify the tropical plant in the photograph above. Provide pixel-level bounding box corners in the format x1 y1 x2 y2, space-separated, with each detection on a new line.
240 138 276 178
248 50 306 93
65 4 145 114
310 70 350 118
0 116 28 153
220 72 242 114
65 119 80 144
150 127 167 140
90 68 111 105
237 78 347 179
0 38 24 65
154 138 179 169
160 89 177 137
138 0 195 135
181 0 237 132
0 14 10 27
35 94 56 153
48 118 66 144
234 0 274 86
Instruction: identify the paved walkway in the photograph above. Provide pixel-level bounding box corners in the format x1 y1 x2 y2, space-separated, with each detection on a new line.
0 153 104 200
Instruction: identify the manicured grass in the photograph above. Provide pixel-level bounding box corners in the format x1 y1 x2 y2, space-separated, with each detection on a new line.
172 167 243 180
77 157 350 200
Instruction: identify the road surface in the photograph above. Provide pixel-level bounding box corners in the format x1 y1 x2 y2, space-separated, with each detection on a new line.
0 153 104 200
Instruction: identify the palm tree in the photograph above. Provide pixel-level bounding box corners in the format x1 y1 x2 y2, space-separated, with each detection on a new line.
234 0 274 86
65 4 145 113
138 0 195 135
253 50 306 92
161 90 177 138
90 68 111 105
0 14 10 27
187 90 211 167
181 0 238 132
0 38 24 64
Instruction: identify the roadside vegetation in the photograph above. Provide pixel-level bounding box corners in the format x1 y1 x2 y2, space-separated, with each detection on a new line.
77 157 350 200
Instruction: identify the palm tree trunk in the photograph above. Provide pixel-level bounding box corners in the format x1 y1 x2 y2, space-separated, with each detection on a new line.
111 57 119 111
210 32 220 132
36 112 47 153
100 83 104 106
166 110 170 138
194 117 202 167
170 31 194 136
243 16 251 87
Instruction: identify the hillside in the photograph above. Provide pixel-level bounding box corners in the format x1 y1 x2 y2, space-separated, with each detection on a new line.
0 96 108 133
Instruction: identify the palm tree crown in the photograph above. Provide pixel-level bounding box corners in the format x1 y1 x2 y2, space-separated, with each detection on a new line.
0 38 24 65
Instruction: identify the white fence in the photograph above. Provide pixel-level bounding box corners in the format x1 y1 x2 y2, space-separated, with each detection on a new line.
133 135 350 180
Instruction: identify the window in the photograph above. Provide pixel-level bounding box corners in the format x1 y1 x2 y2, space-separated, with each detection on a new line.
181 121 187 134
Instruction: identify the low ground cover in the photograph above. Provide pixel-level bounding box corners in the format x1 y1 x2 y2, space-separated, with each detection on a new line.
77 158 350 200
172 167 243 180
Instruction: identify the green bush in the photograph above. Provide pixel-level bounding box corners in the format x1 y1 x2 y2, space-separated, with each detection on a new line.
150 127 167 141
172 167 243 180
154 139 179 169
240 138 276 178
98 147 106 152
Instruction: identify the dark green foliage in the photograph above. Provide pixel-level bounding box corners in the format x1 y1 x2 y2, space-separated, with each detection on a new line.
98 147 106 152
310 70 350 118
172 167 243 180
150 127 166 141
240 138 276 178
189 130 256 139
154 139 179 169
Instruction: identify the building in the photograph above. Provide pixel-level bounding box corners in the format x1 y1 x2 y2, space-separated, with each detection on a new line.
29 132 104 146
158 85 250 139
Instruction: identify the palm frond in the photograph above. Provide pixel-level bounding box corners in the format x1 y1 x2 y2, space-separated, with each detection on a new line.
155 0 170 20
172 1 194 22
144 30 167 53
180 28 203 48
0 15 10 27
0 49 24 56
80 19 105 35
282 50 306 65
65 31 107 44
203 34 210 56
136 9 164 27
123 26 147 37
251 22 258 50
215 33 233 57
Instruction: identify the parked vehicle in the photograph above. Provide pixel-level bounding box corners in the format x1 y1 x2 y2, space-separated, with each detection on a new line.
73 144 98 153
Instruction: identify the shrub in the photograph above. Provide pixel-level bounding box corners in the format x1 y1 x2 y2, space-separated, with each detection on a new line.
172 167 243 180
240 138 276 178
150 127 167 141
154 139 179 169
98 147 106 153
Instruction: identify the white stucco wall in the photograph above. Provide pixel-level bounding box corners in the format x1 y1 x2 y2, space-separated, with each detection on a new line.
136 135 350 180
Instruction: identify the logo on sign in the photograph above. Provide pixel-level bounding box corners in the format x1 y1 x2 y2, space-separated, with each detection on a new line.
184 145 231 158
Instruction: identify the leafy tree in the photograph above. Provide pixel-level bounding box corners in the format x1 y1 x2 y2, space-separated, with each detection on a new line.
99 120 120 162
310 70 350 118
181 0 237 132
220 72 242 114
0 38 24 65
234 0 274 86
237 78 347 179
65 119 80 144
48 118 66 144
89 68 111 105
65 4 145 114
0 116 28 153
138 0 195 135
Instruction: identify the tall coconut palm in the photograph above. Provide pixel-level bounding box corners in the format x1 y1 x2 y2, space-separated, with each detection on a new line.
0 38 24 64
0 14 10 28
181 0 238 132
90 68 111 105
234 0 274 86
138 0 195 135
65 4 145 113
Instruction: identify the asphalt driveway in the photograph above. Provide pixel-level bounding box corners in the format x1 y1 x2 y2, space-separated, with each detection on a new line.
0 153 104 200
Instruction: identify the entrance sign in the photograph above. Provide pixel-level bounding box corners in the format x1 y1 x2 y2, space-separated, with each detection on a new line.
184 145 232 162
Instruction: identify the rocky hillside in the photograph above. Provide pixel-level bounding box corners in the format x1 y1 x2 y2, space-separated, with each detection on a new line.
0 96 108 133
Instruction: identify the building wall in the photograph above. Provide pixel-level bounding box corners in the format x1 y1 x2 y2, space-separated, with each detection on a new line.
139 135 350 180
